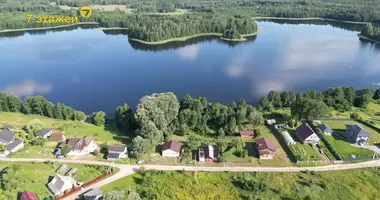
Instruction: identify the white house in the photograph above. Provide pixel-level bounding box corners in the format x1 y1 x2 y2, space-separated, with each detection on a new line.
48 174 76 196
162 140 182 157
4 140 24 155
107 144 128 160
296 123 320 144
344 124 371 145
65 136 97 156
36 128 53 138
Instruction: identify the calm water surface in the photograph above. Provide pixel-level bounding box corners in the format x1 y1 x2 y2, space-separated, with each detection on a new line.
0 21 379 114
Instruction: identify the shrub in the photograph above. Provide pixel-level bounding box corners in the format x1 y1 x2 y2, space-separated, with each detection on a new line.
61 144 72 156
31 138 46 147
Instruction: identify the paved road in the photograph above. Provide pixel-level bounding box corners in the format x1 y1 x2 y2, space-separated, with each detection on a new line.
1 158 380 199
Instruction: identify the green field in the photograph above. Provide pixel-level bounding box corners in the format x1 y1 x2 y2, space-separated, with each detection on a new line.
101 169 380 200
0 112 128 143
0 162 106 199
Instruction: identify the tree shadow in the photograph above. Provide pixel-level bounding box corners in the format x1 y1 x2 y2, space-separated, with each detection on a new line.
287 129 302 143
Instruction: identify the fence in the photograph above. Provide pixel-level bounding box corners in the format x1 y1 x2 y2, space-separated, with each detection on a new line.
56 172 113 200
308 122 343 160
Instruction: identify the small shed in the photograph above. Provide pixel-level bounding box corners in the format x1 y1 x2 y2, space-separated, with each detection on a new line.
266 119 276 126
280 131 296 145
239 130 255 137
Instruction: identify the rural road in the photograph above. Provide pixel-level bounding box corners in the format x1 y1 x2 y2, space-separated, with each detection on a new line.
1 158 379 199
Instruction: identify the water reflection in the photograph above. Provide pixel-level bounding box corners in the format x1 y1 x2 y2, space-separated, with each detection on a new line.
178 44 200 60
3 80 52 97
258 19 365 32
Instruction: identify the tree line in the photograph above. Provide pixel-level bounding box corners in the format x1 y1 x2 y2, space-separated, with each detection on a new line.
361 23 380 40
0 92 86 121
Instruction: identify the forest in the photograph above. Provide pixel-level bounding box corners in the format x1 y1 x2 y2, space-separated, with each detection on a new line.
361 23 380 41
0 92 86 121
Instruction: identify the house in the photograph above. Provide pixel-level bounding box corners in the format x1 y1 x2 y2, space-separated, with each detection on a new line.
20 190 39 200
255 138 276 159
82 188 102 200
47 174 76 196
161 140 182 157
296 123 320 144
107 144 128 160
199 145 219 163
65 136 97 156
0 129 15 145
2 124 13 131
240 130 255 137
4 140 24 155
280 131 296 145
318 124 333 135
49 132 66 142
344 124 371 145
36 128 53 138
266 119 276 126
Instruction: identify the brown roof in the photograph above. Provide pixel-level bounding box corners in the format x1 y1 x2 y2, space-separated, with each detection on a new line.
162 140 182 153
108 144 126 152
49 133 65 141
256 138 275 152
20 190 39 200
296 123 316 141
66 136 93 151
240 130 254 136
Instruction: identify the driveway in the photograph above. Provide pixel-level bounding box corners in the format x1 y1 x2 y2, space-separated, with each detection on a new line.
351 144 380 155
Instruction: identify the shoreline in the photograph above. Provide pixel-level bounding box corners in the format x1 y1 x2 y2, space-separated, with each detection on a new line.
128 33 223 45
100 27 129 31
219 28 261 42
253 16 368 24
0 22 99 33
130 28 261 45
357 34 380 44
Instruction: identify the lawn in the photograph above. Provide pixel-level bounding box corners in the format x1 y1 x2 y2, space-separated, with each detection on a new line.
286 128 322 161
9 142 56 159
101 173 142 194
100 169 380 200
0 112 129 143
325 135 373 159
0 162 107 199
322 120 380 145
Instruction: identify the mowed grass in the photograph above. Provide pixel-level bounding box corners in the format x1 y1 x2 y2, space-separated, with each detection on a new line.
0 112 128 143
325 135 373 159
0 162 107 199
322 120 380 144
100 169 380 200
101 173 142 194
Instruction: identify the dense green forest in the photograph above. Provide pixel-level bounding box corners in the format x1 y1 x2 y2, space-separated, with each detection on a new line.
0 92 86 121
361 23 380 41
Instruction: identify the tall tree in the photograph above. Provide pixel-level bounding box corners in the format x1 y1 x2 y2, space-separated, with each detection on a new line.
92 111 106 126
374 89 380 100
132 136 151 160
0 92 9 112
7 94 21 112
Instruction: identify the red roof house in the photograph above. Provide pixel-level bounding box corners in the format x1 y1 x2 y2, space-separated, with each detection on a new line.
255 138 276 159
162 140 182 157
240 130 255 137
20 190 39 200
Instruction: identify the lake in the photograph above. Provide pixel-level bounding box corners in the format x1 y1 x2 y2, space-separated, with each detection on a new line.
0 20 379 114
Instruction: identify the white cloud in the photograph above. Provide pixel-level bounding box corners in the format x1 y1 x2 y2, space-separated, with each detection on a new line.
177 44 200 60
225 56 247 78
4 80 52 96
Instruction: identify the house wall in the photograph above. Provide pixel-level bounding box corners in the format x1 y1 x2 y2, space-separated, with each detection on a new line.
355 136 369 144
109 148 128 158
303 134 320 144
9 142 24 153
162 149 179 157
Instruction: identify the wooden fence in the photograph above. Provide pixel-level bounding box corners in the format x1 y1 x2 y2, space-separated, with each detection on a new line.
56 172 113 200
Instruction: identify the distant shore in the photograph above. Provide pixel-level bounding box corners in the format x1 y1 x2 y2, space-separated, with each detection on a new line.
219 28 261 42
253 17 368 24
357 34 380 44
0 22 99 33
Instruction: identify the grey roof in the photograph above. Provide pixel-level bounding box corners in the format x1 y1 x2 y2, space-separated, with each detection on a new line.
346 124 371 137
319 124 333 133
36 128 52 137
0 129 15 144
48 174 76 195
5 140 23 151
108 144 126 153
83 188 102 198
107 152 120 159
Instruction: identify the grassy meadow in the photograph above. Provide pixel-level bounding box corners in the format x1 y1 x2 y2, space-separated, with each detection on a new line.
101 169 380 200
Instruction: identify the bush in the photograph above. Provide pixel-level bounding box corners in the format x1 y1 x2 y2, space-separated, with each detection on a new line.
61 144 72 156
31 138 46 147
24 119 44 135
100 143 108 150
